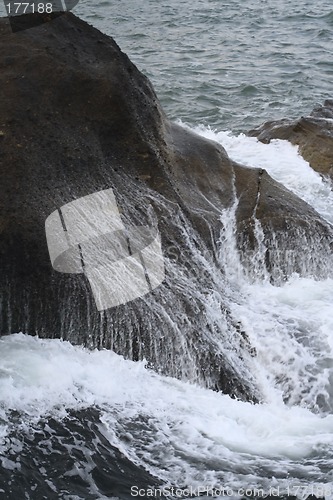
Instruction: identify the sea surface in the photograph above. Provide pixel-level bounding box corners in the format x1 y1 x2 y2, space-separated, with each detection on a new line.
74 0 333 132
1 0 333 498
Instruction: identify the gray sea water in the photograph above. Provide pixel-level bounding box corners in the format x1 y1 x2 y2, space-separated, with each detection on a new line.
74 0 333 131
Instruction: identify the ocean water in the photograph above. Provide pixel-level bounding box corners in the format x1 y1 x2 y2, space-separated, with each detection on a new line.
74 0 333 131
1 0 333 498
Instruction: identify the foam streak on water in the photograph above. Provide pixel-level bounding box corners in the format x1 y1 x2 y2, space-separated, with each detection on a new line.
1 334 333 497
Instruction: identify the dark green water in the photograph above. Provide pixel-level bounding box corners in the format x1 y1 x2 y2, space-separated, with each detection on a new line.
76 0 333 132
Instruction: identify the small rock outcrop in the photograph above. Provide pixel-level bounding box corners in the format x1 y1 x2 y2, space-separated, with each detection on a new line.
1 13 333 400
249 100 333 181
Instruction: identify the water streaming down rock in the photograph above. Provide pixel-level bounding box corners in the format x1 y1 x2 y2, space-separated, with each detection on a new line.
1 12 333 403
216 197 333 414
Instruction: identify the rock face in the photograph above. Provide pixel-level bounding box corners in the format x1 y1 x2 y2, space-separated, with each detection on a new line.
249 100 333 181
1 13 333 400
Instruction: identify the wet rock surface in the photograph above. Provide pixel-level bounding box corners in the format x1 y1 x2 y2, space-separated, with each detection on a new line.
1 13 333 399
249 99 333 181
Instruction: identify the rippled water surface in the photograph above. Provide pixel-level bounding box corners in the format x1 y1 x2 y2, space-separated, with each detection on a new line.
74 0 333 130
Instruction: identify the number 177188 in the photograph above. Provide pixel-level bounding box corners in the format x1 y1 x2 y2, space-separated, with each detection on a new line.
5 3 54 14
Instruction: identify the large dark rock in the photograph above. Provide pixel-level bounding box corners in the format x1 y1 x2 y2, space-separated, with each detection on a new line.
1 13 332 400
248 100 333 181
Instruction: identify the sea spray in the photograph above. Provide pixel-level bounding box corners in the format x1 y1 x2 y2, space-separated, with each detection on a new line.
1 334 333 496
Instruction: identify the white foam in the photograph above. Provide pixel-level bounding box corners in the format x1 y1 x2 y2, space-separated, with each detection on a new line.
1 334 333 492
186 123 333 224
181 123 333 410
230 276 333 410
